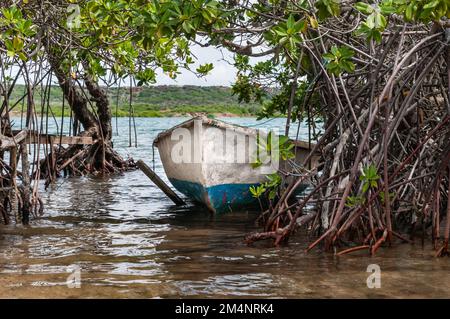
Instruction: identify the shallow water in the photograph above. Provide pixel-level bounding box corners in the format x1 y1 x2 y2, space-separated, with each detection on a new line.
0 117 449 298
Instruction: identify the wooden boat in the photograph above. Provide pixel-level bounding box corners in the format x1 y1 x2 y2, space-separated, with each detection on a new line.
153 116 318 213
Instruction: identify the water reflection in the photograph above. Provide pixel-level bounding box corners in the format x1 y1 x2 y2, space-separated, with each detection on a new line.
0 117 449 298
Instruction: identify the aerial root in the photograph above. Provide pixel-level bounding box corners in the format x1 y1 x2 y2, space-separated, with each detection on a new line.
244 24 450 256
37 140 136 186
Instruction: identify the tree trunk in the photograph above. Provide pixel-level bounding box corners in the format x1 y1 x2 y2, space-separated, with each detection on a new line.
47 53 99 138
84 76 112 141
43 51 133 177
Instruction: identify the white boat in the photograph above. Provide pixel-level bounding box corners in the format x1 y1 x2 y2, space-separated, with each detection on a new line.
153 116 317 213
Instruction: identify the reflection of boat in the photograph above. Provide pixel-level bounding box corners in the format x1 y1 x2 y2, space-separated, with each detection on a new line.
153 117 318 213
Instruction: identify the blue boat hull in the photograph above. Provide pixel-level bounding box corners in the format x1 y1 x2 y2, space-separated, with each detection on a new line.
169 178 261 213
169 178 308 213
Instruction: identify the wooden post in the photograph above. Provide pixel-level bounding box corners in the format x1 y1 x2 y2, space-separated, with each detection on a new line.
49 136 56 181
9 146 17 183
136 160 185 206
20 143 31 225
7 146 18 224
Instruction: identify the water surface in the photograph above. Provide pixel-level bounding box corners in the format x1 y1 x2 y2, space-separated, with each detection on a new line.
0 117 448 298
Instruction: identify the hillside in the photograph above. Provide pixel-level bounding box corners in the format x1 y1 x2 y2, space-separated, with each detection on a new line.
7 84 262 117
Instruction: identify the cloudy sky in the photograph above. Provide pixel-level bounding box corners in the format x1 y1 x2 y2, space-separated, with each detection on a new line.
154 45 239 86
13 45 266 87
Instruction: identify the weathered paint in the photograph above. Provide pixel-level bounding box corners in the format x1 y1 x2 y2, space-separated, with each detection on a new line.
154 117 318 213
169 178 310 213
169 178 261 213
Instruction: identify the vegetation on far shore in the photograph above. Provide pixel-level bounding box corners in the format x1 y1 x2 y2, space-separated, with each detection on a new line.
9 84 262 117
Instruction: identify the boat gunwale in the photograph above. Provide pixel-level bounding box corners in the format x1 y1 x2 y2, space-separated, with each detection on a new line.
152 116 318 152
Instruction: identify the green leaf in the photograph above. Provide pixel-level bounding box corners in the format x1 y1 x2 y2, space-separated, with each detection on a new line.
294 20 307 33
18 52 27 61
355 2 374 14
196 63 214 76
309 16 319 28
322 53 335 61
341 60 355 73
362 182 369 193
339 46 354 58
380 5 397 14
423 0 440 9
12 36 23 51
372 29 382 43
375 12 387 29
323 45 355 75
366 13 376 28
249 184 266 198
287 14 295 29
330 45 339 55
315 0 341 20
405 3 414 20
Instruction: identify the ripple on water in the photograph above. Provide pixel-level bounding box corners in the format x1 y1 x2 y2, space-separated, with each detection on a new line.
1 117 449 298
173 273 278 297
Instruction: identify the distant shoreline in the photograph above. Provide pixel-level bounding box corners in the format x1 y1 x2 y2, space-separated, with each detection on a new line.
8 110 259 118
7 85 263 118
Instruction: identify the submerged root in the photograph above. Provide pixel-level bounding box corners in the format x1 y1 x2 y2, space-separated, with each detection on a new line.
435 241 449 257
0 170 43 226
245 24 450 256
37 140 136 186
